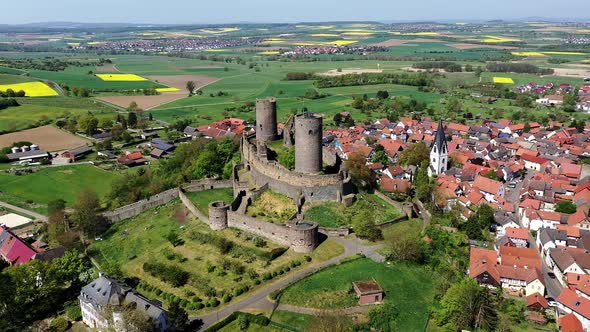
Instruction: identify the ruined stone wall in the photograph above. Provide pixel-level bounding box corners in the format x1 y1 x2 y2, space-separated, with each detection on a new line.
226 210 318 253
183 179 232 193
178 190 209 223
103 179 231 223
242 136 349 202
103 188 180 222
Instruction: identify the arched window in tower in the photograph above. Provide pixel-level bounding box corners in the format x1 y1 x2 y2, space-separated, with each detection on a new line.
433 146 437 153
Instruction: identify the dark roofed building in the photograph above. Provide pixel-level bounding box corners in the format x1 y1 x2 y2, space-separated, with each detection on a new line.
79 273 168 331
62 146 93 161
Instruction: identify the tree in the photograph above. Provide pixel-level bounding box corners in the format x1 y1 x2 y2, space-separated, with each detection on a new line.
482 170 500 181
186 81 196 95
523 122 531 133
376 90 389 99
434 279 498 331
127 112 138 128
71 190 105 237
167 302 190 332
371 150 389 165
352 211 383 241
345 152 374 189
397 142 429 166
555 201 577 214
127 101 139 112
386 227 424 263
77 115 99 135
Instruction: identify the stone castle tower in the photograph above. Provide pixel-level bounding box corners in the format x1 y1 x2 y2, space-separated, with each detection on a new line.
255 97 278 143
428 119 448 177
295 113 323 174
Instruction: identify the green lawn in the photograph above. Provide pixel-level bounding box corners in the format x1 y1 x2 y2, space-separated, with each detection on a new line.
280 257 433 331
246 191 296 224
304 192 402 228
0 164 120 213
185 188 234 215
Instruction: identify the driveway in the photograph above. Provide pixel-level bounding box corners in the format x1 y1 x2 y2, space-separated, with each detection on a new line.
0 201 48 222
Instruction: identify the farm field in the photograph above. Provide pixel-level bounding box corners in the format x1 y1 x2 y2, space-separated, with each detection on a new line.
303 192 402 228
0 125 88 150
88 200 345 313
280 257 434 331
0 97 117 133
0 82 58 97
0 164 120 213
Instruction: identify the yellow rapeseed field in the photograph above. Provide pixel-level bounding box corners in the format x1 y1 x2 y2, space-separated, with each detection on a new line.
577 30 590 33
310 34 340 37
542 51 586 55
482 35 521 43
0 82 59 97
493 77 515 84
404 32 439 36
200 28 240 34
155 87 180 93
512 52 545 56
96 74 148 81
258 51 280 55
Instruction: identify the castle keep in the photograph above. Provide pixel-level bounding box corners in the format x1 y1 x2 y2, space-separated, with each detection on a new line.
203 97 354 252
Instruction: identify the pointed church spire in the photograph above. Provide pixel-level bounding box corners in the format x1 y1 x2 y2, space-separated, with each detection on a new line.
434 118 447 153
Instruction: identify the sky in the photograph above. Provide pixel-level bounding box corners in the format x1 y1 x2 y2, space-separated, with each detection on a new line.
1 0 588 24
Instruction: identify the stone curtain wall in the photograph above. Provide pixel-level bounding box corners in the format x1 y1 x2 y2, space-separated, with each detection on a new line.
241 136 346 202
103 188 180 222
103 179 231 222
178 190 209 223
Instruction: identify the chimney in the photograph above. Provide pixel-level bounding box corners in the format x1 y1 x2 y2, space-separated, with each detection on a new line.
99 272 105 278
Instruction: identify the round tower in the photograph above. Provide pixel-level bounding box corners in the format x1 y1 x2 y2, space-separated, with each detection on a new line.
295 113 323 174
255 97 278 143
208 201 229 230
289 221 319 253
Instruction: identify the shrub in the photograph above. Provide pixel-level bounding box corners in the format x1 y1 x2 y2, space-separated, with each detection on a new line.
180 299 189 308
195 302 205 310
210 298 220 307
142 262 189 287
254 279 261 285
49 317 69 332
64 303 82 321
247 268 259 280
304 255 312 262
233 287 244 297
222 294 232 303
155 289 162 296
262 272 272 280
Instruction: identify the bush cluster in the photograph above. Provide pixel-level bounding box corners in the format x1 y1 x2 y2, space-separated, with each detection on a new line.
142 262 189 287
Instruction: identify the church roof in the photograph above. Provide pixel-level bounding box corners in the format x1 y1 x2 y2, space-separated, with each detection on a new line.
433 119 448 152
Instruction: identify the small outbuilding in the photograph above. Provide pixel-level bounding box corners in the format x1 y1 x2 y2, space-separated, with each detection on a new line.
352 279 384 305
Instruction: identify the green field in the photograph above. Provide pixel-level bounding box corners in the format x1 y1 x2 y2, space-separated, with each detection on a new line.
88 200 345 313
0 96 118 133
304 192 402 228
280 257 434 331
185 188 234 215
0 165 120 213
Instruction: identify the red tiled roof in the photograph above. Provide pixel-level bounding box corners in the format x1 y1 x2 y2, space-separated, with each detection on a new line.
527 292 548 309
521 154 549 165
560 313 583 332
558 288 590 320
506 227 529 240
469 248 500 283
473 176 503 195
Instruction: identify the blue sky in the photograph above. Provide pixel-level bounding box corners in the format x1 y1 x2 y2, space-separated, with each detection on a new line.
1 0 588 24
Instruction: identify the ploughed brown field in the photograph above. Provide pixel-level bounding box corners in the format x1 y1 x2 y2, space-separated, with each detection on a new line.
96 74 219 110
0 125 88 152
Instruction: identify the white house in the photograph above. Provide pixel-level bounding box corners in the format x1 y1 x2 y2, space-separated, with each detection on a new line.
79 273 169 332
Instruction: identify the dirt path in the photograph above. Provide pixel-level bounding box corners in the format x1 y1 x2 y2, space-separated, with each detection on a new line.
275 303 370 315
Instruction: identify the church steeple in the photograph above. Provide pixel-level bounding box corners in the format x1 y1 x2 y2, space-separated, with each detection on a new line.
428 119 448 177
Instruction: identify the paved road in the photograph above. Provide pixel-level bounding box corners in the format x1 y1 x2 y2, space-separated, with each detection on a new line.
0 201 48 222
196 236 385 329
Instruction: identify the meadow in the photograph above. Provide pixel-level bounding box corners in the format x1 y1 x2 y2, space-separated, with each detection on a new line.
185 188 234 215
0 164 120 213
279 257 434 331
303 192 402 228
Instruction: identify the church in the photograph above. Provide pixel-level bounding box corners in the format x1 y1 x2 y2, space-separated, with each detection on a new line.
428 119 448 177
